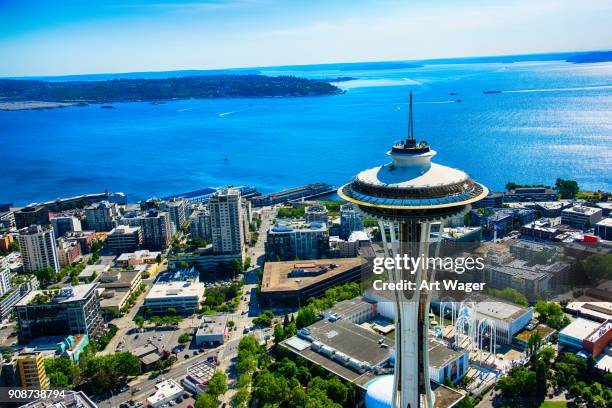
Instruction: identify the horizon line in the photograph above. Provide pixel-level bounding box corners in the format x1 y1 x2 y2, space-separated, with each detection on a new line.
3 48 610 81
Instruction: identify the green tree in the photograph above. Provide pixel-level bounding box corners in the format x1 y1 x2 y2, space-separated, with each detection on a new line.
178 332 191 344
496 366 537 397
134 316 145 329
527 332 542 354
296 365 312 385
505 182 519 191
456 396 474 408
277 358 298 379
574 254 612 284
534 301 570 329
253 310 274 327
48 371 70 388
253 372 290 405
232 387 250 407
206 371 228 398
236 355 258 376
194 393 218 408
296 305 317 329
324 377 348 405
34 266 57 287
555 178 579 199
81 352 141 393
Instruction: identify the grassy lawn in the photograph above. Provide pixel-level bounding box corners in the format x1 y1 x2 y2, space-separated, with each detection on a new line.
539 402 568 408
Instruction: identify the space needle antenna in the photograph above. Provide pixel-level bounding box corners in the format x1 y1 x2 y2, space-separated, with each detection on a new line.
407 91 415 142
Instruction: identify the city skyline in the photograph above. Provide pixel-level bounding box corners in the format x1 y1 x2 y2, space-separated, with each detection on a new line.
1 0 611 77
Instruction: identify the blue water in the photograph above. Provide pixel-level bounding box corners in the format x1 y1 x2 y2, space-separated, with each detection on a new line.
1 59 611 205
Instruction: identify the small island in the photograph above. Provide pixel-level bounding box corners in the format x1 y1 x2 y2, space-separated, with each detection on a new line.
0 74 342 110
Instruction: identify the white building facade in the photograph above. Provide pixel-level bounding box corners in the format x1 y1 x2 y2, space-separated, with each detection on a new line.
17 225 60 273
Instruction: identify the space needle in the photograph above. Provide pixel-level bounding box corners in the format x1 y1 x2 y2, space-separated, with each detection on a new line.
338 93 488 408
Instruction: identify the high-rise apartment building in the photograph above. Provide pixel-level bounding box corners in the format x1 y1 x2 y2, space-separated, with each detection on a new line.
339 203 364 240
122 210 172 250
50 216 82 238
17 225 60 273
190 209 212 241
84 201 118 232
14 284 103 344
209 189 244 257
305 205 329 225
14 205 50 229
16 352 50 389
162 198 188 234
0 255 11 298
265 222 329 261
107 225 142 254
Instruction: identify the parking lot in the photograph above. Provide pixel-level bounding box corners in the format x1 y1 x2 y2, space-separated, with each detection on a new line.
115 327 202 361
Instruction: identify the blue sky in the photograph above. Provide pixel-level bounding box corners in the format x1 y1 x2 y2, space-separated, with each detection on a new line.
1 0 611 76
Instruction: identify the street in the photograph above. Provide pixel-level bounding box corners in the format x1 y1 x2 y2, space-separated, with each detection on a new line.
96 206 277 407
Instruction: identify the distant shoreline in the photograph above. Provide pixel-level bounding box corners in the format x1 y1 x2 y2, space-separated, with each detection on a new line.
0 74 342 111
0 101 78 111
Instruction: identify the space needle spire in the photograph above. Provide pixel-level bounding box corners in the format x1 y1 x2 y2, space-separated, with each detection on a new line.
407 91 415 143
338 93 489 408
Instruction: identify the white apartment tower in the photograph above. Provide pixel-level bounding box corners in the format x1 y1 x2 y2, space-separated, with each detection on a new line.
17 225 61 273
190 209 212 241
84 201 118 232
162 198 188 234
0 256 11 297
209 189 244 258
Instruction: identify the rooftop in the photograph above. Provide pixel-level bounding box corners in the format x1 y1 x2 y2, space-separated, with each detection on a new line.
489 263 551 282
559 318 601 340
281 318 392 387
563 205 602 216
261 257 365 293
116 250 160 262
99 270 141 288
596 218 612 228
186 360 217 385
147 379 183 405
17 283 97 307
108 225 140 235
348 230 370 242
80 264 110 278
473 298 530 322
306 205 328 213
132 343 159 358
356 160 468 189
156 267 199 283
515 324 557 343
19 391 97 408
442 226 481 240
269 222 327 234
328 297 375 318
427 339 467 369
146 281 204 300
196 315 228 335
566 301 612 321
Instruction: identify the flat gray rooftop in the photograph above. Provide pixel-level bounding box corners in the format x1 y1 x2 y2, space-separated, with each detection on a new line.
328 297 375 317
428 339 466 369
281 318 392 387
